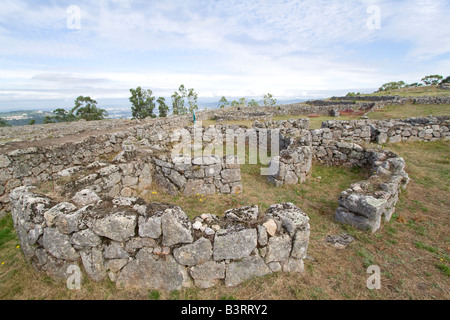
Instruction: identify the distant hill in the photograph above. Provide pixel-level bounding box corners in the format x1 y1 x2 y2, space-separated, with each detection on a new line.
0 98 311 126
0 110 54 126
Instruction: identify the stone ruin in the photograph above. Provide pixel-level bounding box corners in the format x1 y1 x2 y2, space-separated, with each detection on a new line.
2 100 449 289
11 186 309 290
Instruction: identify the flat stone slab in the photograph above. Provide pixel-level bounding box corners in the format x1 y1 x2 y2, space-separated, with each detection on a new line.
116 248 190 291
213 227 257 261
225 256 272 287
161 207 193 246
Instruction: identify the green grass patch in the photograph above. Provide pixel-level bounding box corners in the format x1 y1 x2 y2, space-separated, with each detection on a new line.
414 241 439 254
0 215 17 249
435 263 450 277
148 290 161 300
361 85 450 97
366 103 450 120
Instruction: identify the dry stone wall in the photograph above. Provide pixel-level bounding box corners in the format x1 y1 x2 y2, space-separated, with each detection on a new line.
315 116 449 150
152 155 243 196
10 186 309 290
335 148 410 232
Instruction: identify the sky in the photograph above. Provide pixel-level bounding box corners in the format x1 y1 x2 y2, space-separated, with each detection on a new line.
0 0 449 111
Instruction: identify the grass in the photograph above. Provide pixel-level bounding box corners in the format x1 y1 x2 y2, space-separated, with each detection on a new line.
201 114 362 130
361 85 450 97
366 103 450 120
203 103 449 130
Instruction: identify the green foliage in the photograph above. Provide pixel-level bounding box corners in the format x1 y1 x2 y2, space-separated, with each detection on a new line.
440 76 450 84
27 119 35 125
72 96 108 121
421 75 443 86
171 91 184 115
238 97 247 106
230 100 240 107
42 116 55 124
346 92 361 97
262 93 277 106
378 81 406 92
42 97 107 124
171 85 198 115
0 117 11 127
157 97 169 118
248 99 259 107
129 87 156 119
53 108 75 122
187 88 198 114
218 96 229 109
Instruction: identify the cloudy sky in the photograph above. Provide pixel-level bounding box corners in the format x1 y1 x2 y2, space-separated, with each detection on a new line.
0 0 449 111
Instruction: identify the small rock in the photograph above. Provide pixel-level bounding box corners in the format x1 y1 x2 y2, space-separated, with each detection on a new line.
72 189 100 207
326 233 355 249
263 219 277 237
200 213 212 221
192 221 203 230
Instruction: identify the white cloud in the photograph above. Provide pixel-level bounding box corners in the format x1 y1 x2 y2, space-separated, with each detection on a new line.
0 0 449 106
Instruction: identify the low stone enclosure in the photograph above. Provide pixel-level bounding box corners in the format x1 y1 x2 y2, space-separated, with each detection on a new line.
11 187 309 290
2 98 449 289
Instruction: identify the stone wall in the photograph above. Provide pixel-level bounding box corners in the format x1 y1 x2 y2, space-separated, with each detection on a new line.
266 129 313 187
10 186 309 290
152 155 242 196
335 147 410 233
318 116 450 146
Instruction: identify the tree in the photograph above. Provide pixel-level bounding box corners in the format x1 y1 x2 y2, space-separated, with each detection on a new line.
262 93 277 107
129 87 156 119
421 75 443 86
157 97 169 117
248 99 259 107
440 76 450 84
187 88 198 113
171 85 198 115
42 116 55 124
72 96 108 121
171 91 184 115
28 119 35 125
378 81 406 92
218 96 229 109
54 108 75 122
42 107 74 124
238 97 247 106
0 118 10 127
230 100 240 107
